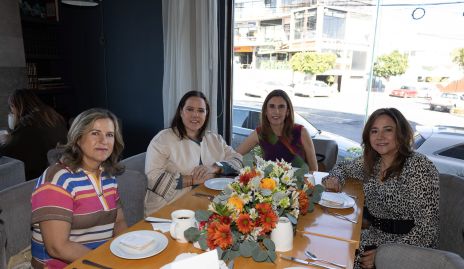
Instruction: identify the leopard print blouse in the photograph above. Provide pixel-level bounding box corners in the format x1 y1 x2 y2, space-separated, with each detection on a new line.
325 152 439 268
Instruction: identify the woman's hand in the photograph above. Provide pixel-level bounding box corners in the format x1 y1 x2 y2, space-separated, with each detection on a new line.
360 249 377 268
192 165 218 184
323 176 342 192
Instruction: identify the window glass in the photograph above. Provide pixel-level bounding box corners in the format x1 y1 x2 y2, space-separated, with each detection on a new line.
439 144 464 160
232 0 464 168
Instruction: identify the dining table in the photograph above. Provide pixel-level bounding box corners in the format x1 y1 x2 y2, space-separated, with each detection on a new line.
66 172 365 269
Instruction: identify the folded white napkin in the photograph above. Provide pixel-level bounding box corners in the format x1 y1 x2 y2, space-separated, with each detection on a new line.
118 233 155 254
321 192 345 206
145 217 171 233
170 249 222 269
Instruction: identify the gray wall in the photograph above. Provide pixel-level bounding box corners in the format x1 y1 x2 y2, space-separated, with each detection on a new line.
61 0 164 157
0 0 26 129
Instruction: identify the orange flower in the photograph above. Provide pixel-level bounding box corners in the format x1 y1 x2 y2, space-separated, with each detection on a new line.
227 195 244 211
260 178 276 191
259 210 278 234
239 169 259 185
207 222 233 249
298 190 309 215
236 213 254 234
255 202 272 214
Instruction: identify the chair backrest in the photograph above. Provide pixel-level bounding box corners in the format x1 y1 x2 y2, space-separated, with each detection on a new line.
312 138 338 172
116 169 147 227
47 148 64 165
120 152 146 175
0 156 26 191
0 178 37 261
438 173 464 257
376 243 464 269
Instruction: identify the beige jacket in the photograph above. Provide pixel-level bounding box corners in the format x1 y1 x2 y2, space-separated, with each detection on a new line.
144 128 242 215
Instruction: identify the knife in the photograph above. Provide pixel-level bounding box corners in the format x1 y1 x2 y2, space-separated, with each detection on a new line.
82 259 112 269
280 255 335 269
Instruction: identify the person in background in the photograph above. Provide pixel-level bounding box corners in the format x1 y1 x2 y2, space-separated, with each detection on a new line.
31 108 127 269
323 108 439 269
144 90 243 215
236 89 318 171
0 89 67 180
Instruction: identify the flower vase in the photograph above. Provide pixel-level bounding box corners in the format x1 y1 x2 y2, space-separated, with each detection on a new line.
270 217 293 252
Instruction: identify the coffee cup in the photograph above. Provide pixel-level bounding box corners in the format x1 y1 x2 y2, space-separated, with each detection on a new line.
170 209 196 243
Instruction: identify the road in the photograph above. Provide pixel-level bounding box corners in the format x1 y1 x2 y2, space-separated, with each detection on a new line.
234 91 464 143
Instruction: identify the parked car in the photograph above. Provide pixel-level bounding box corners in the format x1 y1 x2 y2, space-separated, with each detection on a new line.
415 83 440 99
244 80 293 98
389 85 417 98
429 92 464 112
232 105 362 162
415 125 464 177
293 80 333 97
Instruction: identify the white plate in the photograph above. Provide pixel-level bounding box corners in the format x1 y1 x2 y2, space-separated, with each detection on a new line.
110 230 168 259
204 178 235 191
317 192 355 209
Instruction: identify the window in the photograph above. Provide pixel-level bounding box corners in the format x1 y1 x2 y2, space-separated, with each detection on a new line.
439 144 464 160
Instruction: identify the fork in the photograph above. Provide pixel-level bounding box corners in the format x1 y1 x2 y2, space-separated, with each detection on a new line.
324 208 357 224
305 250 346 268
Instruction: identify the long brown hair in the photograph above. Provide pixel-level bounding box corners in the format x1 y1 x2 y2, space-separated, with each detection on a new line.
362 108 413 180
8 89 65 129
60 108 125 176
260 89 295 141
170 90 210 139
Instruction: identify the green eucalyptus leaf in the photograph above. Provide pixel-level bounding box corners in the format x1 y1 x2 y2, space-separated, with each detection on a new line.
195 210 212 221
230 250 241 260
239 240 255 257
216 247 224 259
252 248 268 262
263 238 275 251
184 227 200 242
198 235 208 250
222 249 231 262
263 164 273 177
267 250 277 262
307 202 315 212
243 152 255 167
285 213 298 225
315 184 325 193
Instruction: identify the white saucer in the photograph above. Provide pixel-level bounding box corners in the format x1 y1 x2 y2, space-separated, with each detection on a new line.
110 230 168 259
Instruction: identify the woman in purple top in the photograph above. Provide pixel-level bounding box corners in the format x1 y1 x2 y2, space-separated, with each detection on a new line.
237 90 318 171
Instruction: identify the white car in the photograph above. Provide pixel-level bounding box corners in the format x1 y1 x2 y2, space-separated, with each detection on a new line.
244 81 293 98
293 80 333 97
429 92 464 112
415 125 464 177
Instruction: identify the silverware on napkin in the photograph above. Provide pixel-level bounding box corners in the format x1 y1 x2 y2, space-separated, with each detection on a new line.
280 255 335 269
82 259 112 269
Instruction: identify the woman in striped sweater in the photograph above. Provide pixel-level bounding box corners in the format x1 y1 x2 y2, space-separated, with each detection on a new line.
30 108 127 269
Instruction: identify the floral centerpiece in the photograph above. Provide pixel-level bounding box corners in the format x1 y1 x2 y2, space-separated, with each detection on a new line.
185 157 324 263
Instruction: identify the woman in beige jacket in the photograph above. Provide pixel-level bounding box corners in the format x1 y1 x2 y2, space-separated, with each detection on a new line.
144 91 243 215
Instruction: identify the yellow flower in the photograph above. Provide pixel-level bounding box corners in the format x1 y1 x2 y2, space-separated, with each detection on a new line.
260 178 276 191
227 195 244 211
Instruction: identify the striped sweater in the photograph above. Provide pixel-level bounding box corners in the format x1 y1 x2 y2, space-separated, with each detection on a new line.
31 164 120 269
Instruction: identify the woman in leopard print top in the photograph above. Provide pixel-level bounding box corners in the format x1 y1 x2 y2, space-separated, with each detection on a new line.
323 108 439 269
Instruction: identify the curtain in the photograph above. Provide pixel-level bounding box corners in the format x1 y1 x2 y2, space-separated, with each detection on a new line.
162 0 218 131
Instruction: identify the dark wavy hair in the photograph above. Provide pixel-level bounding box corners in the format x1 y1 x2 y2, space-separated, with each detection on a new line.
170 90 210 139
8 89 65 129
362 108 413 180
260 89 295 141
60 108 125 176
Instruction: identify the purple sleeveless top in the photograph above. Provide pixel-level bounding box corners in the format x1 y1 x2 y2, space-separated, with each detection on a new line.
257 124 306 166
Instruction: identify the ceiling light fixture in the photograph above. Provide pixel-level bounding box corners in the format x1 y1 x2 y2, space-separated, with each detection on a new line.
61 0 99 7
